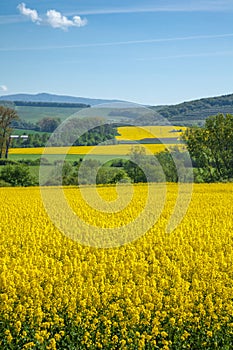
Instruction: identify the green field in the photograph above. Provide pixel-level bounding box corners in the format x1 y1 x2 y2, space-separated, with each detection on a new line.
8 153 128 163
15 105 87 123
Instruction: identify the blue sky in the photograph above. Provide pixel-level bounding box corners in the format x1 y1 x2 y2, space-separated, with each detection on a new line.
1 0 233 105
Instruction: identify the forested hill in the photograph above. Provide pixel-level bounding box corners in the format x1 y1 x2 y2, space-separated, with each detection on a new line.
150 93 233 126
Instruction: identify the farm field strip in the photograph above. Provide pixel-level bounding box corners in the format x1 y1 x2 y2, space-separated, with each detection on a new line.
9 144 182 156
116 126 186 141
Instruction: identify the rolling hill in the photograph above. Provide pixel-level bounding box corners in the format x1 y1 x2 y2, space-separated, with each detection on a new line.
0 92 233 126
150 93 233 126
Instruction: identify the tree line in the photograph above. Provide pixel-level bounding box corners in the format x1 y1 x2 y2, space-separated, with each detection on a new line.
0 147 191 187
13 101 90 108
11 116 61 132
1 105 233 185
11 125 118 148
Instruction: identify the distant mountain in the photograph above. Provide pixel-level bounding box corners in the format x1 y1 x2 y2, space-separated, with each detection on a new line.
0 92 125 106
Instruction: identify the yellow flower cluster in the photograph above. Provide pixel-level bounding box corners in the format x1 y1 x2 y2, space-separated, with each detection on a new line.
0 183 233 349
116 126 186 141
9 144 175 155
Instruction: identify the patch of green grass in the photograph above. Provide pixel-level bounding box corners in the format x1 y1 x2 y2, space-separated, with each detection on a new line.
8 154 129 163
15 106 85 123
8 154 43 161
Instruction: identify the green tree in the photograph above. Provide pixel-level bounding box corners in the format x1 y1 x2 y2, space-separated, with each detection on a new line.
0 164 36 186
183 113 233 182
124 146 165 183
0 106 18 158
96 167 130 184
124 146 147 183
37 117 61 132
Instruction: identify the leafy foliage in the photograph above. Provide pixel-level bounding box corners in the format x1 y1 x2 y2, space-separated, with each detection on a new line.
36 117 61 133
0 164 36 186
183 113 233 182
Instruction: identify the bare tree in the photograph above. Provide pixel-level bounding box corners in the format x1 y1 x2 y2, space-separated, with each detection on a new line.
0 106 19 159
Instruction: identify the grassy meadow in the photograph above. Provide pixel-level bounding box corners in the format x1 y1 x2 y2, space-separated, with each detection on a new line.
15 105 85 124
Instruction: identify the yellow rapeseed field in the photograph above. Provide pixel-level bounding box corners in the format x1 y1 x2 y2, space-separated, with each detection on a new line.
116 126 186 141
1 184 233 349
9 144 179 156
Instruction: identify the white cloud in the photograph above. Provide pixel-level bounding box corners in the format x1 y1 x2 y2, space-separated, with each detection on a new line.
46 10 87 30
73 16 88 27
17 3 87 30
17 3 41 23
4 0 233 26
0 85 8 92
